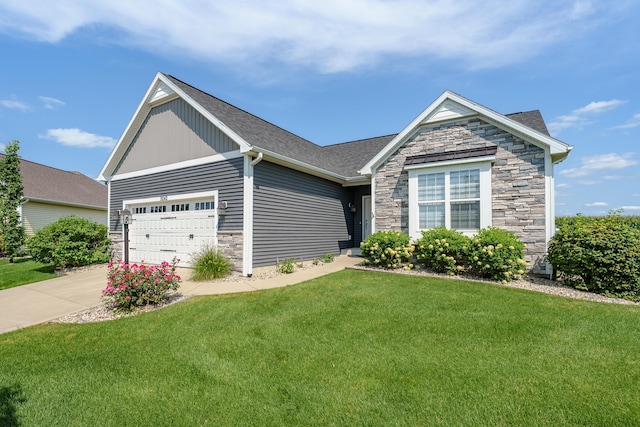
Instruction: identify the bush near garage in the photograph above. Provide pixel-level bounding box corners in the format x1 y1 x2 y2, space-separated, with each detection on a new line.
360 231 414 269
26 216 110 268
414 227 471 276
548 212 640 301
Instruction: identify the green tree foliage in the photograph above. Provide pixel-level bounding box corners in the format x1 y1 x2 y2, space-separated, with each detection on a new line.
548 212 640 300
0 140 26 262
27 216 110 268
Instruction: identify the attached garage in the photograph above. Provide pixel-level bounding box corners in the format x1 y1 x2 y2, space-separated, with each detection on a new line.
124 191 218 266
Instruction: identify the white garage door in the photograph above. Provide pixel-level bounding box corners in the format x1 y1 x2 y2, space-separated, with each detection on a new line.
126 197 217 267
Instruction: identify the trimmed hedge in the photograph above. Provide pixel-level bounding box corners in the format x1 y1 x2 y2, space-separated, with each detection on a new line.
548 213 640 300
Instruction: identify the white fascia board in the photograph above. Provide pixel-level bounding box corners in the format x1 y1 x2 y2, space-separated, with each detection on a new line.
253 147 347 184
360 90 573 175
110 150 243 181
98 72 254 181
157 74 253 154
98 73 165 181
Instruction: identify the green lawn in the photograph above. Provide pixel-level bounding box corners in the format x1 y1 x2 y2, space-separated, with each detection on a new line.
1 270 639 426
0 258 56 290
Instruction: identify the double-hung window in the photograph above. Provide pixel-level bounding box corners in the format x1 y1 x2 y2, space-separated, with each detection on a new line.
407 161 491 237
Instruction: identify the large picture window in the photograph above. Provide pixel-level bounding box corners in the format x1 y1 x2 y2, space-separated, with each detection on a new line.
408 161 491 237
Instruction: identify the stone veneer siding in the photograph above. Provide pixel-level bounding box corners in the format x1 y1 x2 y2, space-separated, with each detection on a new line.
374 118 548 272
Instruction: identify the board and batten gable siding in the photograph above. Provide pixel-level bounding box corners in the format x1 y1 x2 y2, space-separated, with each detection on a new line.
253 161 355 267
109 157 244 233
114 98 239 175
22 201 107 235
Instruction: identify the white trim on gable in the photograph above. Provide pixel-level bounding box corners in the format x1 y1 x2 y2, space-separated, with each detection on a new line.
360 91 573 176
110 150 244 181
98 72 253 182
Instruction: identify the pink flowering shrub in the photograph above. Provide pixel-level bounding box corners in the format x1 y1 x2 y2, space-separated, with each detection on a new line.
102 258 181 313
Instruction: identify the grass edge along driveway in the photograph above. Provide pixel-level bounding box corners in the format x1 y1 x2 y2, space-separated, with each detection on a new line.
0 258 56 290
1 270 639 426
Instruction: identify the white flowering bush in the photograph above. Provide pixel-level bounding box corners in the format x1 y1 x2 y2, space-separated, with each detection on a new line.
469 227 526 282
414 227 470 275
360 231 414 269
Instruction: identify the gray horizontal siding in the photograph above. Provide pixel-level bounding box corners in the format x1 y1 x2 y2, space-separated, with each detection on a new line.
253 162 355 267
110 157 244 232
115 98 238 174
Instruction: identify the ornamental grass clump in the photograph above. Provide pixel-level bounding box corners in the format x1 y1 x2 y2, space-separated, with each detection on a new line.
414 227 471 275
360 231 414 269
469 227 526 282
102 259 181 313
191 246 231 281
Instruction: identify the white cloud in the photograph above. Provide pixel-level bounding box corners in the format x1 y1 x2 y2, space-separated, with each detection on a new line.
39 96 66 110
560 152 638 178
0 142 6 152
586 202 608 207
555 183 571 188
0 1 617 73
614 113 640 129
0 99 30 111
620 206 640 211
39 128 116 149
548 99 626 135
573 100 626 115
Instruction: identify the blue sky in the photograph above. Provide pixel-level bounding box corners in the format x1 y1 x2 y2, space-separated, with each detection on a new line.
0 0 638 216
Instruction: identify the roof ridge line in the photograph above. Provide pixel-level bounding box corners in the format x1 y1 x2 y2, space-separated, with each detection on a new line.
165 74 322 149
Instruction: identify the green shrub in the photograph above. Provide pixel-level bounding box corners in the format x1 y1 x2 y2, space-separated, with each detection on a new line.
102 259 181 313
414 227 470 275
548 213 640 300
191 246 231 281
360 231 414 269
469 227 526 282
319 253 335 263
556 214 640 231
26 216 110 268
277 258 298 274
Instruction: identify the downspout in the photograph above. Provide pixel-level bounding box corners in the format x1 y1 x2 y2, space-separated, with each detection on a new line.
251 152 263 167
243 152 263 277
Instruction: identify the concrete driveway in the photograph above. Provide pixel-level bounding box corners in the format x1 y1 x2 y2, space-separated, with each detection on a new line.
0 256 362 335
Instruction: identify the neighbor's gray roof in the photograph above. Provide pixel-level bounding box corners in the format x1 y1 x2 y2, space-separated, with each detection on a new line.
165 74 552 179
0 154 107 208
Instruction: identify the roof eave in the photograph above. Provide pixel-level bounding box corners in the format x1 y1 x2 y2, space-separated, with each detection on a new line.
98 72 254 181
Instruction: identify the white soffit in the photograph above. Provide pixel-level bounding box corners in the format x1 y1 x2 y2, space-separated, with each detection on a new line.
422 100 475 124
148 81 176 103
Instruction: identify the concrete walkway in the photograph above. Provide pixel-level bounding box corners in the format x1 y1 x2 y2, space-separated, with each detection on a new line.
0 255 363 335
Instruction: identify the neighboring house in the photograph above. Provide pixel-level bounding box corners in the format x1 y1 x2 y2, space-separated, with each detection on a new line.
98 72 572 276
0 155 108 235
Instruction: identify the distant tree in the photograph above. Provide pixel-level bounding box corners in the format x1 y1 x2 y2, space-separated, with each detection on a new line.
0 140 26 263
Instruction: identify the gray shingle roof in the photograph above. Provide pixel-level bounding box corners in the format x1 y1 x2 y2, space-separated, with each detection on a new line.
506 111 550 136
165 74 552 179
0 154 107 208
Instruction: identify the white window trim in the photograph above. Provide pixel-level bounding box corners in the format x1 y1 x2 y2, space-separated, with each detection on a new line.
407 160 492 238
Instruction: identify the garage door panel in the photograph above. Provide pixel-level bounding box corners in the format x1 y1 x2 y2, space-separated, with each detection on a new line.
127 202 218 267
